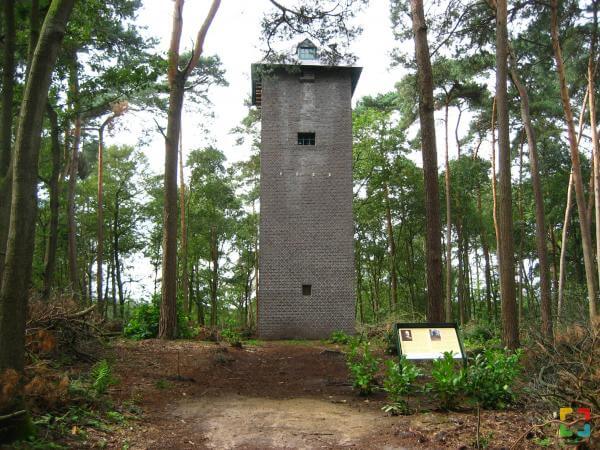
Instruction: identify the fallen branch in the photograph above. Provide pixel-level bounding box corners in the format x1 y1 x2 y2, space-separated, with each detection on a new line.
0 410 26 422
510 414 600 449
66 304 96 319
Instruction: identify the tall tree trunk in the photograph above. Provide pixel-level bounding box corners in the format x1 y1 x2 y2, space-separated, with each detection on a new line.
444 102 453 321
210 225 219 327
551 0 598 321
589 0 600 298
490 97 500 251
384 182 398 310
496 0 519 348
0 0 75 375
478 187 493 321
457 221 465 325
113 192 125 317
409 0 444 321
97 122 106 313
66 55 81 299
42 103 61 299
159 0 221 339
557 90 589 322
26 0 40 69
178 129 189 313
518 133 525 323
509 53 553 338
0 0 16 284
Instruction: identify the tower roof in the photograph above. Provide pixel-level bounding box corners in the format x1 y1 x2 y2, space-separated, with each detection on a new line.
250 63 362 107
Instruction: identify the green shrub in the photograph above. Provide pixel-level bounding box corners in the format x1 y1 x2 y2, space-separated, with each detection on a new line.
329 330 352 345
124 302 160 339
346 340 380 395
426 351 466 410
466 348 522 409
89 360 117 395
124 298 196 339
221 327 243 347
462 323 501 352
382 355 422 415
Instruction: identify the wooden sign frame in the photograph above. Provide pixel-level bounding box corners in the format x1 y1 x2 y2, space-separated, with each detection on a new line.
393 322 467 365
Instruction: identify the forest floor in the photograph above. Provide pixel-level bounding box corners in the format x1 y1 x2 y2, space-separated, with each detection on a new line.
43 338 552 450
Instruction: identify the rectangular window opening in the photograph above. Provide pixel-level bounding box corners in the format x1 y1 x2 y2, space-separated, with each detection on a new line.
302 284 312 296
298 132 315 145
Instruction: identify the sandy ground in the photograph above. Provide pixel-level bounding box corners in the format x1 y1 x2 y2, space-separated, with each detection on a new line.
77 339 546 449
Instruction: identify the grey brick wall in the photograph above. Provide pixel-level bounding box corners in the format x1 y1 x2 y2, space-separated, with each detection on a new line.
258 67 356 339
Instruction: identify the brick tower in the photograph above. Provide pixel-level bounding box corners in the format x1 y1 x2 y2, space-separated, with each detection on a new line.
251 40 361 339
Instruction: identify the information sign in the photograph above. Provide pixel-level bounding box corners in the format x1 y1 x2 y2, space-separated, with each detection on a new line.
394 322 466 362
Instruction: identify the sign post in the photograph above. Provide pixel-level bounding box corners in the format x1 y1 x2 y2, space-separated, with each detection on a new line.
393 322 466 365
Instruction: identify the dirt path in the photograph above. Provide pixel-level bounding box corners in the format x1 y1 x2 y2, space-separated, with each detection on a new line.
98 339 537 449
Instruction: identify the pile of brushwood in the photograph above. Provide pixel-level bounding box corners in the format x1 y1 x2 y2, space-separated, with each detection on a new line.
526 320 599 412
1 297 111 445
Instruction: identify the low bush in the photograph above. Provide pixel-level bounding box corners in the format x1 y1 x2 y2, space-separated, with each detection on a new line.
124 302 159 339
221 327 243 347
461 322 501 353
381 355 421 415
466 348 522 409
346 340 380 395
329 330 352 345
124 299 196 339
426 351 466 410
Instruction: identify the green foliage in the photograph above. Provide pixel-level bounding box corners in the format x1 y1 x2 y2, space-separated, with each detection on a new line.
90 360 117 395
426 352 466 410
461 323 502 352
155 379 173 390
221 327 243 347
124 298 196 340
466 349 522 409
329 330 352 345
124 302 160 339
346 340 380 395
381 355 422 415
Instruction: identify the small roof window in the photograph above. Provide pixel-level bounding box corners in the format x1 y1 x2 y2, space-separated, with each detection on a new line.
297 39 317 61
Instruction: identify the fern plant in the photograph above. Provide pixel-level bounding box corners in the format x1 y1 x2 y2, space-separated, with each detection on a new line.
90 360 116 395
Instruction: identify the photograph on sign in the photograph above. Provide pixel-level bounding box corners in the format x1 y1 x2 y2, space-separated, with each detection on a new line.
396 324 464 360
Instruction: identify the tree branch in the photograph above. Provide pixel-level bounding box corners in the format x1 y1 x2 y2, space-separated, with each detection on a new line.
183 0 221 80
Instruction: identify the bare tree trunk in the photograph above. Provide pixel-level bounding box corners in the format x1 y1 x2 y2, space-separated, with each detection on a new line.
509 52 553 338
518 134 525 323
478 187 493 321
178 129 189 313
42 103 61 299
97 123 106 313
551 0 598 321
384 182 398 310
66 55 81 299
0 0 16 284
210 225 219 327
444 102 453 322
0 0 75 374
490 97 500 252
589 1 600 299
409 0 444 321
496 0 519 348
112 191 125 317
159 0 221 339
557 90 589 322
